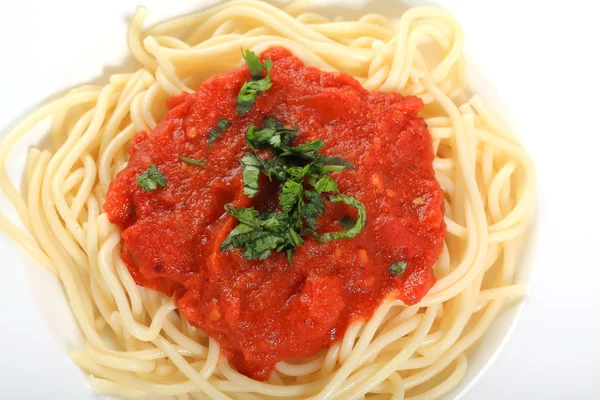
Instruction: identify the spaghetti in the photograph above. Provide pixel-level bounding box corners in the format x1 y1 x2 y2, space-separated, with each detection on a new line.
0 1 535 399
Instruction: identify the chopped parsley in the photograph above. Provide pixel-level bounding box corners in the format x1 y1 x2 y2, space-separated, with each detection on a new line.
179 156 206 166
136 164 166 192
221 117 366 265
389 261 407 276
207 118 231 145
236 49 273 116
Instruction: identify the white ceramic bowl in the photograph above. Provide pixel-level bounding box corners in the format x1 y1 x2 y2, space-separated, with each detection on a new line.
0 0 538 398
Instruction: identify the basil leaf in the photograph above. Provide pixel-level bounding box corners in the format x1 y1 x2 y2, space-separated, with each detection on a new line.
236 82 257 116
246 124 277 149
262 158 286 181
261 211 288 232
240 153 262 198
286 164 311 181
279 181 304 213
248 77 272 91
302 190 325 230
314 176 339 194
338 215 355 230
320 155 355 169
246 119 299 159
314 194 366 244
389 261 407 276
242 233 284 260
220 223 258 252
308 155 353 176
285 249 295 266
136 164 166 192
285 227 304 247
224 205 260 227
236 79 273 115
207 118 231 145
179 156 206 166
285 139 324 158
264 116 279 129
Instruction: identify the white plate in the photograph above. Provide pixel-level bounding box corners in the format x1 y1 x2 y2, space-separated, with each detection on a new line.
0 1 599 399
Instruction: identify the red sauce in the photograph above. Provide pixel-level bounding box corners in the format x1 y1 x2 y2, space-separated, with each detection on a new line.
104 48 445 379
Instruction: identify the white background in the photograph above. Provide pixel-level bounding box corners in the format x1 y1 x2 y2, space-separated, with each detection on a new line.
0 0 599 399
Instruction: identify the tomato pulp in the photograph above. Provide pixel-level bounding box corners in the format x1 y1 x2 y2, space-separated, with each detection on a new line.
105 48 446 379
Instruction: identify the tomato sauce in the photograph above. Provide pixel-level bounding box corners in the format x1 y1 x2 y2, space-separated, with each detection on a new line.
104 48 446 379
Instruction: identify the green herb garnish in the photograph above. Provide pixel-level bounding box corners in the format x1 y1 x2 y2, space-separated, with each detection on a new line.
179 156 206 166
389 261 407 276
313 195 366 244
338 215 355 230
313 176 339 194
240 153 262 197
221 117 365 265
242 49 265 78
236 49 273 116
136 164 166 192
246 117 298 150
207 118 232 145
